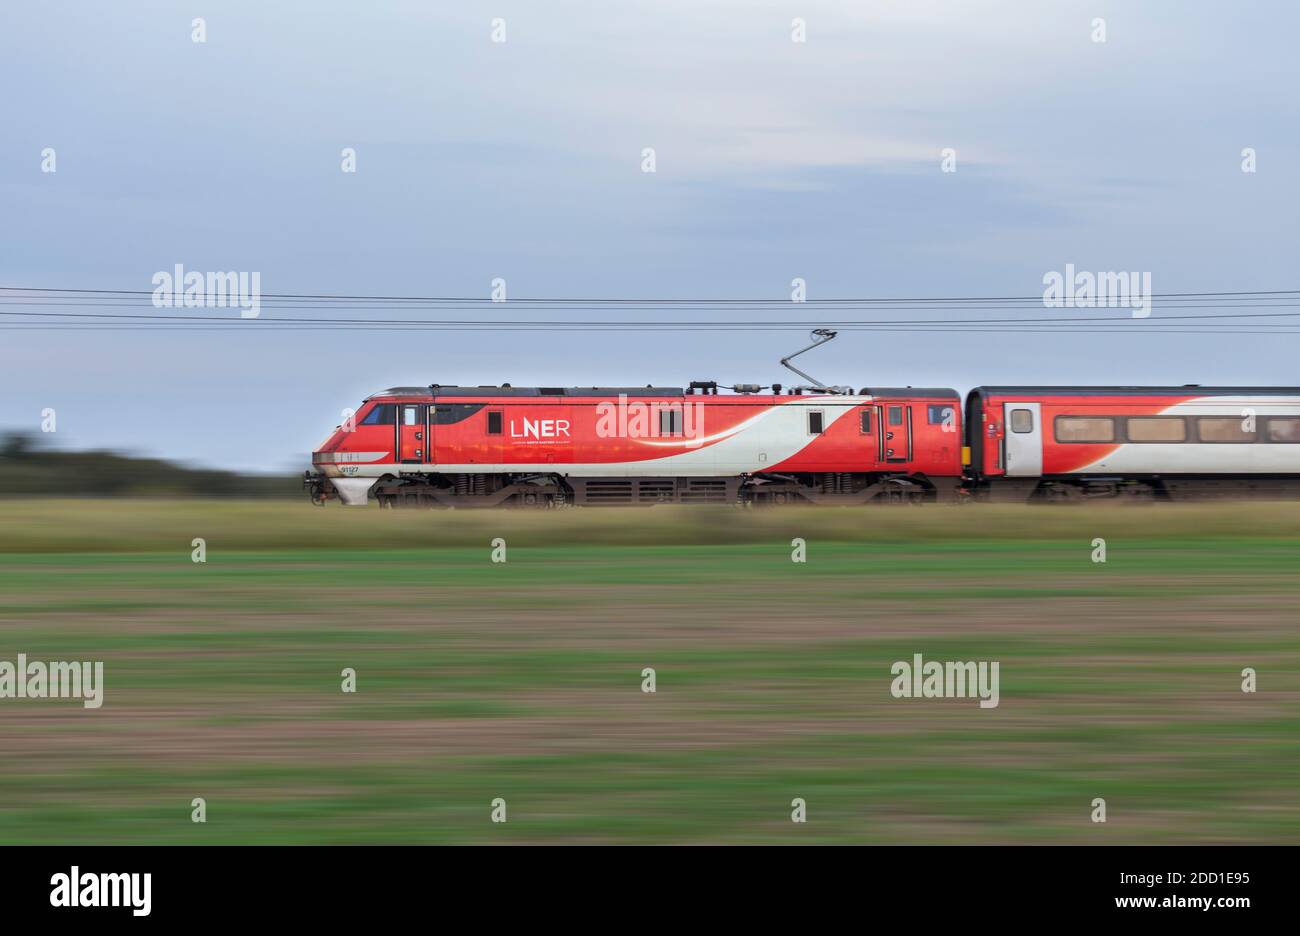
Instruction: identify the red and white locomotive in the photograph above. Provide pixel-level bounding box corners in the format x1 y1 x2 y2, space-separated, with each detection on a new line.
308 382 962 507
305 380 1300 506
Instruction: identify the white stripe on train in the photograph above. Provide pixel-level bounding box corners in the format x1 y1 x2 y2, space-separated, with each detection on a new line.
324 402 858 504
1072 397 1300 474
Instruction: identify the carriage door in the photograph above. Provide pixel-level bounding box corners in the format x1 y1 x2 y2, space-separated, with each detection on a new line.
1003 402 1042 476
398 404 426 464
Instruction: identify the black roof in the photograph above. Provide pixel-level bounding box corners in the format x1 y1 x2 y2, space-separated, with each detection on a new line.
859 387 959 398
371 385 686 399
371 387 434 397
369 384 965 400
972 386 1300 396
435 386 686 397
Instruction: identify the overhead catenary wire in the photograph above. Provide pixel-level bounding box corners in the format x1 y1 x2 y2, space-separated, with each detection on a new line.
5 286 1300 302
13 297 1300 314
11 307 1300 326
4 285 1300 334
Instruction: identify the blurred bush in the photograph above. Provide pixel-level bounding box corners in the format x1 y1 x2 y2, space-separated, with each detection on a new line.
0 432 298 498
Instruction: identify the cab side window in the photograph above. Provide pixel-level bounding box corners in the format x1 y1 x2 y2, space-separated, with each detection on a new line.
927 405 955 425
361 404 396 425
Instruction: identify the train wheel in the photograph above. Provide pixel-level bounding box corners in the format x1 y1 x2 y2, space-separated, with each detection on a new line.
877 478 926 504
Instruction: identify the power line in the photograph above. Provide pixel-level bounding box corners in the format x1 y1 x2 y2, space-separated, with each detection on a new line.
4 285 1300 335
8 326 1300 336
4 285 1300 303
9 307 1300 326
11 297 1300 313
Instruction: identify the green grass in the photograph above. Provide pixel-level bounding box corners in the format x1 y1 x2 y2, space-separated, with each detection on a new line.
0 500 1298 843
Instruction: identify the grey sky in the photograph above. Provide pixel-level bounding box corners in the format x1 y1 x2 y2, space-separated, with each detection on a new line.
2 1 1297 471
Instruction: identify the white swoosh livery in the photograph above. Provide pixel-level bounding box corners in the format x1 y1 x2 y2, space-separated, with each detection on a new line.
319 399 864 504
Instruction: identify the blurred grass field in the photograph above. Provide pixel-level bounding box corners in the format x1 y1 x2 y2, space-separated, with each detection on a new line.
1 499 1298 843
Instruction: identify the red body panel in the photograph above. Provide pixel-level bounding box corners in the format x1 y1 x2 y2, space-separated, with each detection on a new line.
971 389 1300 478
975 393 1196 476
316 392 963 478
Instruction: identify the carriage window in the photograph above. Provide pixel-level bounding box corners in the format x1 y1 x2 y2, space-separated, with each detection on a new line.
1055 416 1114 442
928 405 955 426
402 405 421 426
1127 416 1186 442
1009 409 1034 433
860 410 873 433
1197 417 1256 443
888 406 903 426
658 407 683 437
487 411 503 435
361 404 396 425
1266 417 1300 443
808 411 824 434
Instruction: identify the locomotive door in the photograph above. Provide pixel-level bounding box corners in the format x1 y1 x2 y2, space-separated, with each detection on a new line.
1003 402 1042 476
882 403 911 463
861 405 883 468
397 404 426 464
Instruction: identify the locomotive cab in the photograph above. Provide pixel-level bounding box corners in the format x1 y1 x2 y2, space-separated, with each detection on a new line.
307 392 420 505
